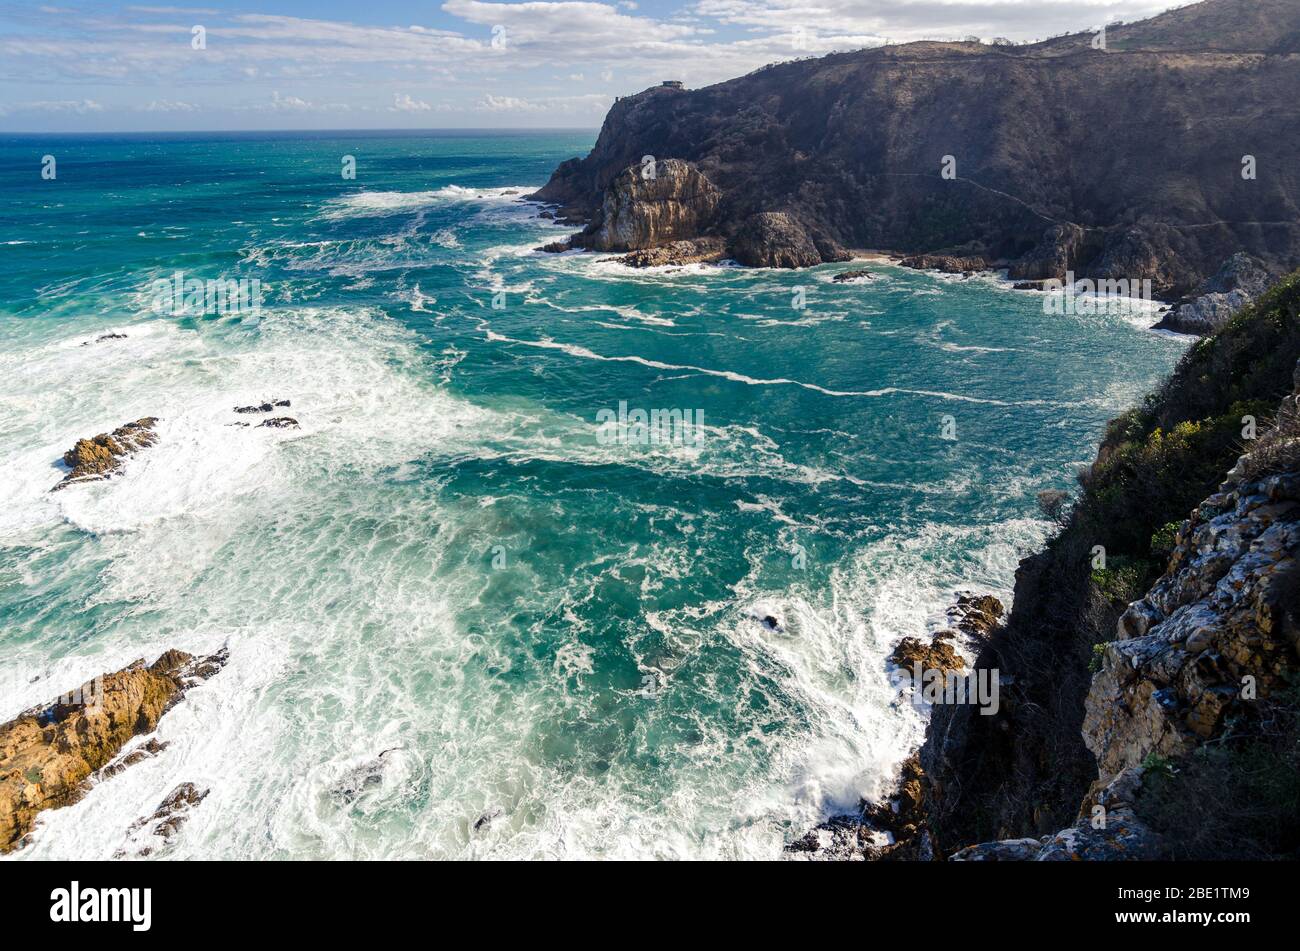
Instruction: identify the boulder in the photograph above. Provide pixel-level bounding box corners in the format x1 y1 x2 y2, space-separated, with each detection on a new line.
728 212 824 268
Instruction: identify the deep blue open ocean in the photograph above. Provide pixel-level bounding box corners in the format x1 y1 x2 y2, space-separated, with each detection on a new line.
0 130 1185 858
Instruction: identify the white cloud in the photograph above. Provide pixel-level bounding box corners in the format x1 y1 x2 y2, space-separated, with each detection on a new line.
139 98 199 111
0 0 1198 128
0 98 103 116
391 92 432 111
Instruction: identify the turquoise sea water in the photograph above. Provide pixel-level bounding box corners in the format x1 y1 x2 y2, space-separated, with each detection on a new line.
0 131 1186 859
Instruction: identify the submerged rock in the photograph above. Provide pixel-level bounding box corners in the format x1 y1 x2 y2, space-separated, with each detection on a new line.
83 332 127 345
52 417 159 490
0 647 227 853
328 748 400 806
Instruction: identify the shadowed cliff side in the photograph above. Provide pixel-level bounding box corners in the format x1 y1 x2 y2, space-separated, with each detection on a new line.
921 270 1300 858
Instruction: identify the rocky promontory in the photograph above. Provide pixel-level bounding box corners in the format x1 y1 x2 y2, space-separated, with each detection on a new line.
532 0 1300 289
0 647 227 853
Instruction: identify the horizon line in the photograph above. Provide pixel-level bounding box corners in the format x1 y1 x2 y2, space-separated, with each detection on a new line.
0 126 603 137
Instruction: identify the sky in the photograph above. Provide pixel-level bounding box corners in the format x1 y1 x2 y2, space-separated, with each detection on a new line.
0 0 1194 131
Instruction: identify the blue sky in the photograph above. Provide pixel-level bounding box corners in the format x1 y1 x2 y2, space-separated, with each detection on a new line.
0 1 1188 131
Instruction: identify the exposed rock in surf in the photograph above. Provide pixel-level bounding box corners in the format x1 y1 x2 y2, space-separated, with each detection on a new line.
0 647 227 853
116 782 210 858
234 399 290 414
83 332 127 346
785 755 932 861
950 594 1005 640
537 239 574 253
617 236 726 267
890 634 965 678
101 738 169 780
52 417 159 491
257 416 299 429
474 808 503 832
900 254 989 276
832 268 872 283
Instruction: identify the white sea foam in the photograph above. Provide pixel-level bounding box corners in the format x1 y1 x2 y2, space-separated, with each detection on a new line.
319 185 539 221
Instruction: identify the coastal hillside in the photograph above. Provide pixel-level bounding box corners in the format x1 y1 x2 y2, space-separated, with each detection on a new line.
919 269 1300 859
532 0 1300 297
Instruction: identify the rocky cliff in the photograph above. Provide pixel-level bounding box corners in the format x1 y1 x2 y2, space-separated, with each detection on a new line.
912 271 1300 860
532 0 1300 289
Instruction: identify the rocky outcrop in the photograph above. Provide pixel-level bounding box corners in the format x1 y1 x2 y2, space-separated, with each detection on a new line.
1154 253 1276 335
1085 406 1300 783
900 254 989 276
0 647 227 853
951 767 1166 861
832 268 871 283
531 0 1300 289
890 634 965 678
572 159 720 253
53 417 158 490
616 236 726 267
922 351 1300 860
729 212 826 269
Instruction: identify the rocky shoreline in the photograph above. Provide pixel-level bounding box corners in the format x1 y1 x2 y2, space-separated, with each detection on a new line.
801 274 1300 862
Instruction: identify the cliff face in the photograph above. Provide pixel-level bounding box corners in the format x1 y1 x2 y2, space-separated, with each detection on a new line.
573 158 720 252
533 0 1300 290
915 272 1300 860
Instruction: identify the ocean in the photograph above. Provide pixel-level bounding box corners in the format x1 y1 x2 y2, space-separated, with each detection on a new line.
0 130 1186 859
